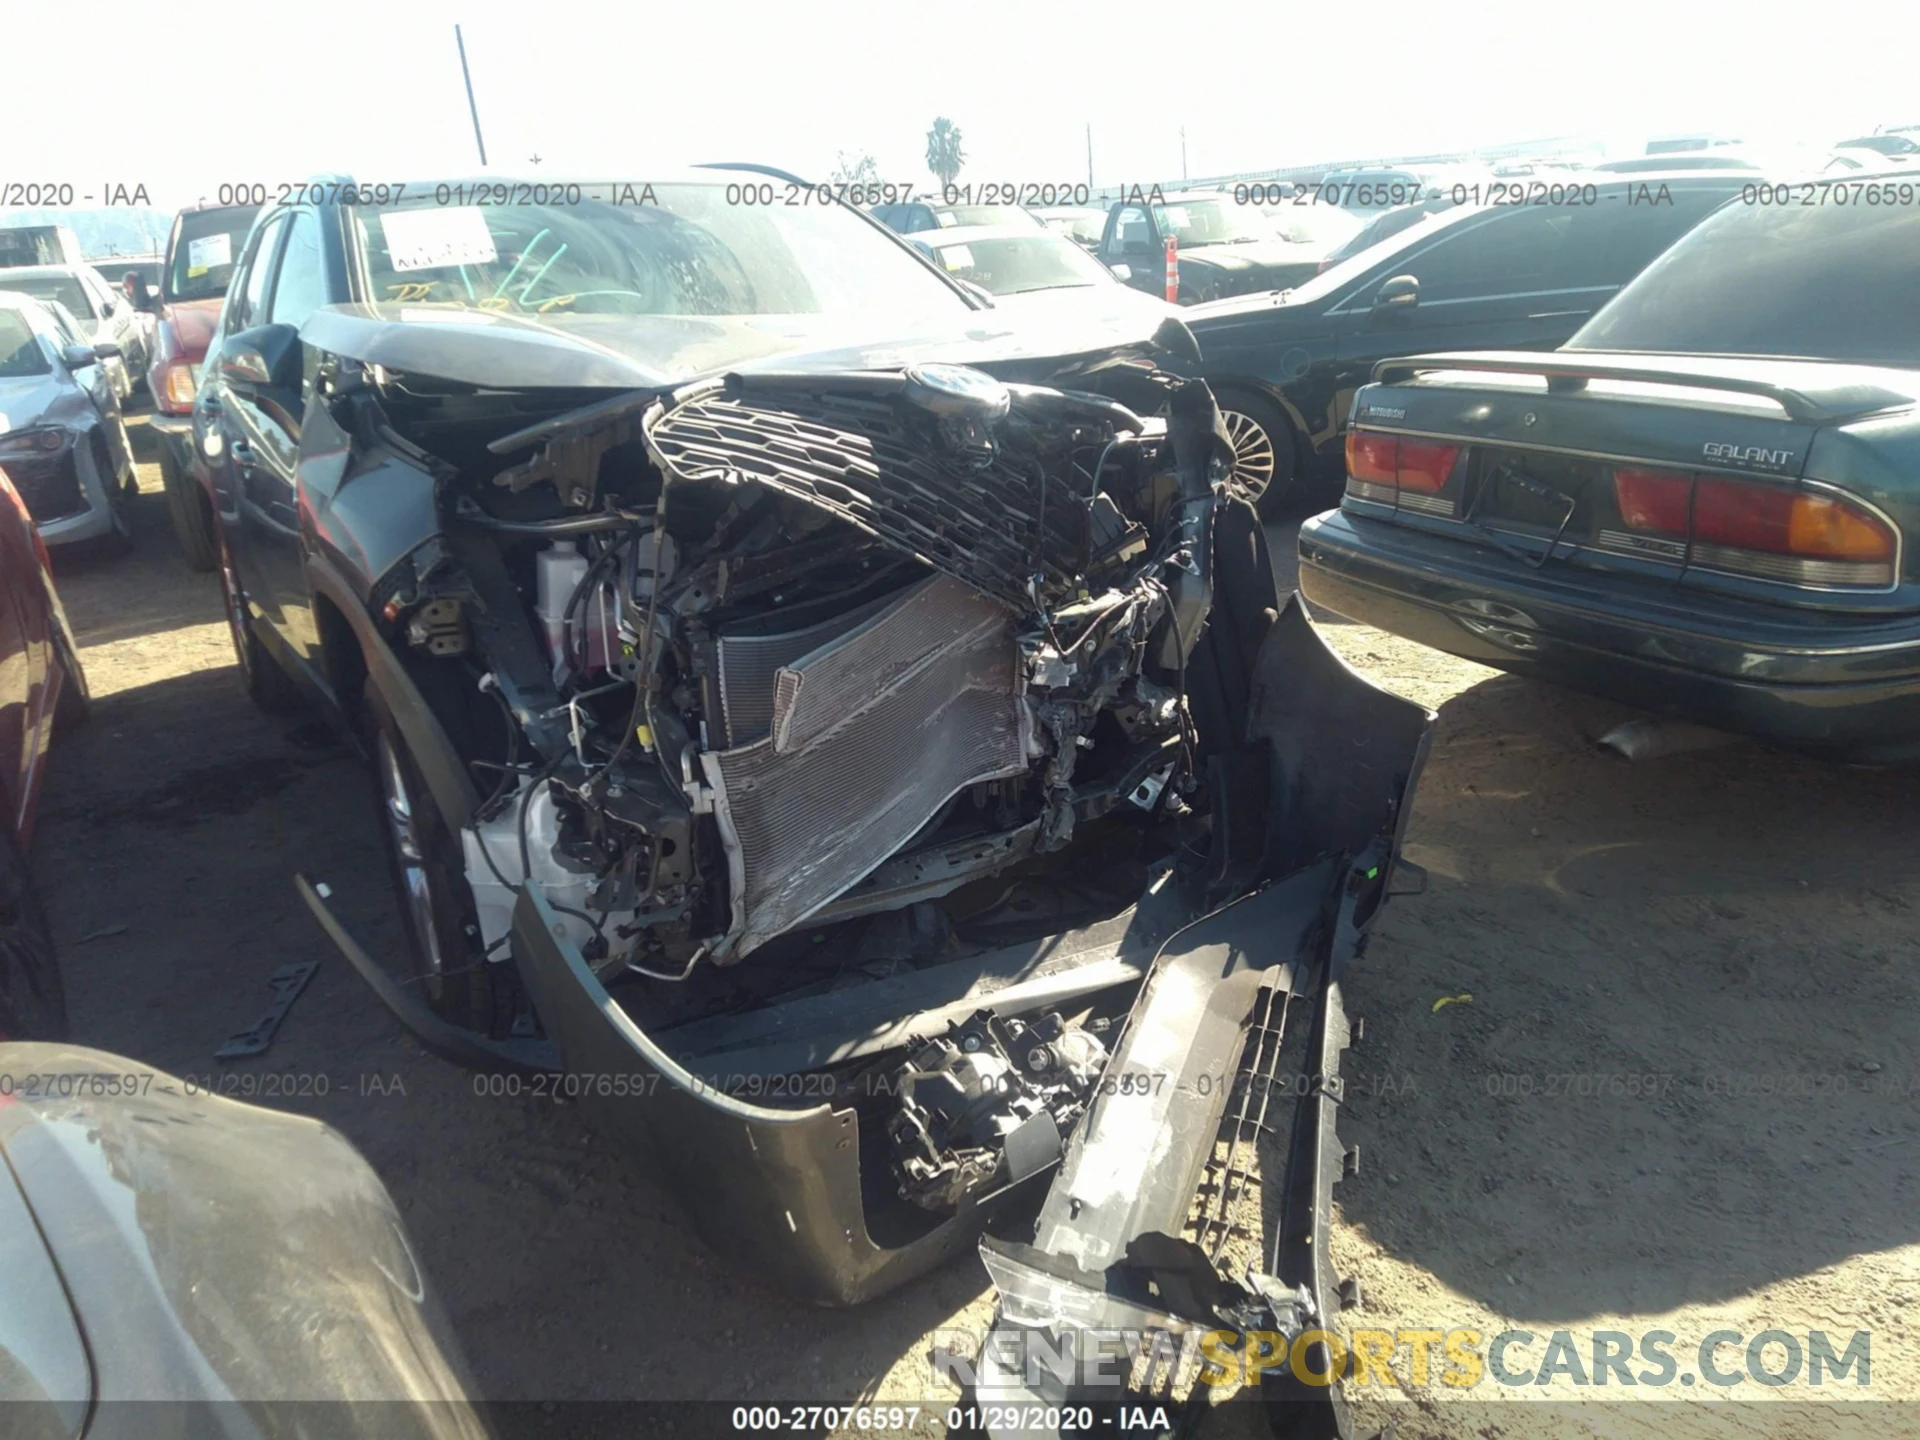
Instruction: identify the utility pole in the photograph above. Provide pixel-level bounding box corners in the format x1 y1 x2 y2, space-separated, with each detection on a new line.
1086 123 1094 192
1181 126 1188 182
455 24 488 168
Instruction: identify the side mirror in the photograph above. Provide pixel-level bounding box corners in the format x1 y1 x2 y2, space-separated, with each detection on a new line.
92 341 122 359
218 322 301 392
61 344 98 370
123 273 155 311
1108 263 1133 282
1374 274 1420 311
102 298 118 317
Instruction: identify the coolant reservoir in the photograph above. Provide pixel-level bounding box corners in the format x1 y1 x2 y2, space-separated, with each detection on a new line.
535 541 590 674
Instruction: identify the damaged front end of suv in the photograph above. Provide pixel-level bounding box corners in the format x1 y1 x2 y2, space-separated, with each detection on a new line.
259 177 1428 1407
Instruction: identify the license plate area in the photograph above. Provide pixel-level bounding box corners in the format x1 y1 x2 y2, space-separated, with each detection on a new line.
1463 448 1606 565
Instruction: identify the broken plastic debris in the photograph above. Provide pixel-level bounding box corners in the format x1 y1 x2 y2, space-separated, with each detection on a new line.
1431 993 1473 1013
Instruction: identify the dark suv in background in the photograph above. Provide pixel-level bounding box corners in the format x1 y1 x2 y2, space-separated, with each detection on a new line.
1184 171 1751 513
138 201 258 570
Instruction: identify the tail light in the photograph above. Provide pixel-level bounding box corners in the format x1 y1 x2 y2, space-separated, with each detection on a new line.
156 359 198 412
1614 466 1896 587
1693 478 1895 586
1344 430 1459 512
1613 467 1692 536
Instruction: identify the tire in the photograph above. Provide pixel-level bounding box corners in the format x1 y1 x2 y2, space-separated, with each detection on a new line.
160 444 218 572
216 530 303 712
0 828 67 1042
364 687 511 1038
1212 386 1300 519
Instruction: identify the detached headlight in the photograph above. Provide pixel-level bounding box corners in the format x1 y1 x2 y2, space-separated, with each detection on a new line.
0 428 70 457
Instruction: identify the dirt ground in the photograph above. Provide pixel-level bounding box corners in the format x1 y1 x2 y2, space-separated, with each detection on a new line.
33 416 1912 1436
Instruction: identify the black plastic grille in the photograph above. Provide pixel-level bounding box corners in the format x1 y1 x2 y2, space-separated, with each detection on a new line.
1 452 85 523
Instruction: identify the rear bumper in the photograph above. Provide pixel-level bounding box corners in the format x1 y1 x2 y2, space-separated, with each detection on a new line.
1298 508 1920 760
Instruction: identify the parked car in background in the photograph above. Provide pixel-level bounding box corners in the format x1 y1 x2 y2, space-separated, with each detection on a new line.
1298 176 1920 761
0 224 84 270
0 264 150 399
0 1042 489 1435
193 171 1427 1333
1833 133 1920 159
1260 198 1366 267
870 199 1042 233
94 253 163 359
1096 190 1321 304
1316 165 1485 212
907 223 1175 320
1184 172 1750 512
1317 193 1459 272
0 292 138 553
139 202 258 571
1031 205 1107 249
0 466 87 1040
1594 153 1760 173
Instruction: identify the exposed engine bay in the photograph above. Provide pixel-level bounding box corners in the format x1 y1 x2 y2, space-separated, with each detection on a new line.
362 357 1239 1214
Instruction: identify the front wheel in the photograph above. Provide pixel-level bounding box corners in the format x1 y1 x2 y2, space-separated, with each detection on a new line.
365 688 511 1037
1212 387 1299 518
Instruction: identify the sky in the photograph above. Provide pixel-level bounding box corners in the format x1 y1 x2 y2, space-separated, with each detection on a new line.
3 0 1913 212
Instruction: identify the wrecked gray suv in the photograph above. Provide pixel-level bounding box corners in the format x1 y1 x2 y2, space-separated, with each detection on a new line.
196 171 1430 1405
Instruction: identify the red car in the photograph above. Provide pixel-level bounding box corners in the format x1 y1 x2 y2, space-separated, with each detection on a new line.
0 466 87 1040
132 201 258 572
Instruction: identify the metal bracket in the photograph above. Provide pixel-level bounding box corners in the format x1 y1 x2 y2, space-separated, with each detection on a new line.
214 961 320 1059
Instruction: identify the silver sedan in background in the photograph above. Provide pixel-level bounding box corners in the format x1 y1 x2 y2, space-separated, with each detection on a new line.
0 292 137 553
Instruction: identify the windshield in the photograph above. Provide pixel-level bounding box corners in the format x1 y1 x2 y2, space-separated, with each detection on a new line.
1567 195 1920 368
1151 199 1267 246
932 205 1037 228
354 186 969 328
0 307 49 377
925 234 1114 295
2 272 93 319
166 206 260 302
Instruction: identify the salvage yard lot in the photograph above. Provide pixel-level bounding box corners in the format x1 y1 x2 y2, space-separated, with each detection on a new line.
39 420 1918 1435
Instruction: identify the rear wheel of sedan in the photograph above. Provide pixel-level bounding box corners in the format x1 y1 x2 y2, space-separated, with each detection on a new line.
364 688 508 1037
216 530 302 712
1213 387 1298 518
160 445 218 572
0 829 66 1042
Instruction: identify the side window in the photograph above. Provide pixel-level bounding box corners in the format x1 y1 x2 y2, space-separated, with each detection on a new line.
267 211 328 331
1389 208 1576 303
227 213 286 334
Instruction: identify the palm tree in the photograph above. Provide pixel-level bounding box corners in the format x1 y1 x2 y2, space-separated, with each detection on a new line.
925 118 966 192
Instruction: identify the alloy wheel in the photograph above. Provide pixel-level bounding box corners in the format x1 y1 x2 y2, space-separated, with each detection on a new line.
1220 408 1277 505
377 731 448 994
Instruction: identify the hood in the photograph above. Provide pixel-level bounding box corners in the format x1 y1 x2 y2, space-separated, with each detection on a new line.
156 297 222 361
0 372 86 431
300 300 1198 393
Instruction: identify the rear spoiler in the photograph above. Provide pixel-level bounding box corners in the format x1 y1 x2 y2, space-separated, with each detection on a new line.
1372 350 1918 425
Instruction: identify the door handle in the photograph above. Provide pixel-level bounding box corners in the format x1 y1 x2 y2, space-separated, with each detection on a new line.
230 439 257 467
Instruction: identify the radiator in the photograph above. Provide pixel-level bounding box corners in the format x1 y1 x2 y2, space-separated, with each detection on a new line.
702 575 1028 958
